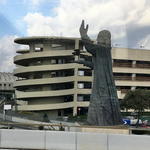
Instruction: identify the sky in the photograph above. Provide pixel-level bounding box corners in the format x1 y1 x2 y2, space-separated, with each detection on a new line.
0 0 150 72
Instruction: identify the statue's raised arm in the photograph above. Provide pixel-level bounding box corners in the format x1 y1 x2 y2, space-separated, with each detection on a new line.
80 20 91 42
79 20 96 55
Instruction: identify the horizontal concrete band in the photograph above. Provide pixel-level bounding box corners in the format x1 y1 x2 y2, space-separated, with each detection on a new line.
14 76 150 88
113 67 150 74
14 63 89 75
16 89 91 99
112 47 150 61
14 76 92 87
15 46 150 62
0 129 150 150
14 50 74 64
17 101 75 111
14 36 80 44
115 80 150 87
14 65 150 75
14 63 77 75
16 101 90 111
16 89 75 98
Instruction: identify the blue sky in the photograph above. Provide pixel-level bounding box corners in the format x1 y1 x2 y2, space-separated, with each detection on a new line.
0 0 150 72
0 0 59 37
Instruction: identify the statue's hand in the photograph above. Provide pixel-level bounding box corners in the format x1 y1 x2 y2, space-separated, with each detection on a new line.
79 20 89 39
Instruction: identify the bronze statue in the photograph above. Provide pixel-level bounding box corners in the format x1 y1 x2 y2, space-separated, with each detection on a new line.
76 20 122 126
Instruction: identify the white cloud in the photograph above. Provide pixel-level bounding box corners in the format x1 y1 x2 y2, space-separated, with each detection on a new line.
23 0 126 36
0 35 19 72
23 0 150 48
24 13 54 36
137 9 150 26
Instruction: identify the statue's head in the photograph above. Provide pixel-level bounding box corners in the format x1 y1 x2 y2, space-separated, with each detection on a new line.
97 30 111 47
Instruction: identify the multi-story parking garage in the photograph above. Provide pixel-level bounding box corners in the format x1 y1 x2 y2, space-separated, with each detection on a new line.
13 36 150 118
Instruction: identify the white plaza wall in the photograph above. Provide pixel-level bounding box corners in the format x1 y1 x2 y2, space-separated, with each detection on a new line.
0 129 149 150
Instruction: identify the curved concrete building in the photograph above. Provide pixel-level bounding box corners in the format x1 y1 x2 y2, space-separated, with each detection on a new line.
14 36 91 118
14 36 150 118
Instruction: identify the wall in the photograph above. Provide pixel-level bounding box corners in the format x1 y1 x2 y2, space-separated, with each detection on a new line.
0 129 149 150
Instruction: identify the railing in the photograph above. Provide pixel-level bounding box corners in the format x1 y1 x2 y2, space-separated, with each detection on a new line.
113 63 132 68
136 76 150 81
113 63 150 69
136 64 150 68
115 76 150 81
114 76 132 80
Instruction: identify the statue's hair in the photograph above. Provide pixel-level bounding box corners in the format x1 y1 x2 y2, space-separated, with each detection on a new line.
96 30 111 47
97 30 111 40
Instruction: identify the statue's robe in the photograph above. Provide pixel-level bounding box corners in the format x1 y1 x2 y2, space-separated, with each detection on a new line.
83 41 122 126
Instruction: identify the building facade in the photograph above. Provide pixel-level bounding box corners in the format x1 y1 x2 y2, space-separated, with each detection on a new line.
0 72 15 106
13 37 150 118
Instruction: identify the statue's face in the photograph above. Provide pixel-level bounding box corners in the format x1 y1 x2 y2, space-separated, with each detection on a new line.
97 30 111 47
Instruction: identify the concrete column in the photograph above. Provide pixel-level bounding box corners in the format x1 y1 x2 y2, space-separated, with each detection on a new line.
132 60 136 68
29 44 35 52
42 85 51 91
73 100 77 116
29 74 34 79
132 73 136 81
112 59 114 65
73 64 78 116
43 42 52 51
131 86 136 91
75 39 80 60
73 39 79 116
75 39 79 49
43 59 50 65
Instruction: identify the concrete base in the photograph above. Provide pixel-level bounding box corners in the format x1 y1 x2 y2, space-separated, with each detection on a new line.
70 126 129 134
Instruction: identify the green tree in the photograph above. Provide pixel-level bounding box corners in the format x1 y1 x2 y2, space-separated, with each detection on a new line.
121 89 150 126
